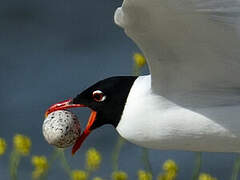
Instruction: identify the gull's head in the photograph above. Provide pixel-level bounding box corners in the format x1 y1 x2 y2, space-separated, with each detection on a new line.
45 76 137 154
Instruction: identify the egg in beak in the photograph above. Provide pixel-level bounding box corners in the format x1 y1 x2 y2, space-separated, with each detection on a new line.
45 99 97 155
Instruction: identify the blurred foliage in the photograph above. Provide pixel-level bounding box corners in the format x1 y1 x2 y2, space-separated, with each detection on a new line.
86 148 102 171
133 53 147 68
93 177 104 180
0 138 7 155
10 134 32 180
198 173 217 180
192 152 202 180
13 134 31 156
138 170 152 180
157 160 178 180
31 156 48 179
71 170 88 180
112 171 128 180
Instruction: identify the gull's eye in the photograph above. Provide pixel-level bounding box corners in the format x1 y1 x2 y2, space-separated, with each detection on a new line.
92 90 106 102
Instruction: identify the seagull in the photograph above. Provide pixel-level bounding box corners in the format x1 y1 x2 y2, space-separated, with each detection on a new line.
45 0 240 154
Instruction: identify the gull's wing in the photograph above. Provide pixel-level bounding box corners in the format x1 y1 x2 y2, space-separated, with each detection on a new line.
115 0 240 107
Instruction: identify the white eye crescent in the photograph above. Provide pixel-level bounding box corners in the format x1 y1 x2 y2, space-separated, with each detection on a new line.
92 90 106 102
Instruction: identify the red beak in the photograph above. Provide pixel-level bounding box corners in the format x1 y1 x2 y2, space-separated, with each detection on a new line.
45 99 85 117
45 99 97 155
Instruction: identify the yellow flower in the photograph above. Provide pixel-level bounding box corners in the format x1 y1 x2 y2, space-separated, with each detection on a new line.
157 172 177 180
0 138 7 155
112 171 128 180
157 160 178 180
93 177 104 180
32 168 45 180
32 156 48 170
138 170 152 180
163 160 178 173
71 170 88 180
86 148 101 171
199 173 217 180
13 134 31 155
31 156 48 179
133 53 146 68
157 174 166 180
165 170 177 180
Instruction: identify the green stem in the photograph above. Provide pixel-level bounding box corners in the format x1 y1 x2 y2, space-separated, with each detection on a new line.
133 63 141 76
192 152 202 180
231 155 240 180
86 169 92 180
39 148 59 180
48 148 60 167
10 150 21 180
112 136 125 171
57 148 72 177
142 148 152 174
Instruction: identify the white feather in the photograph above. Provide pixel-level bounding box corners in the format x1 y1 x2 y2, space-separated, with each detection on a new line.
117 76 240 152
115 0 240 107
114 0 240 152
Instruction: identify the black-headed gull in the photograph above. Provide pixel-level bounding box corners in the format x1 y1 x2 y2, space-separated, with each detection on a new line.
45 0 240 154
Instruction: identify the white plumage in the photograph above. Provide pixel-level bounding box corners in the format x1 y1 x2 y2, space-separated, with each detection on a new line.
114 0 240 152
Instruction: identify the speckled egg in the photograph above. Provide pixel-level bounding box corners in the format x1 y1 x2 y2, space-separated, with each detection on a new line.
42 110 81 148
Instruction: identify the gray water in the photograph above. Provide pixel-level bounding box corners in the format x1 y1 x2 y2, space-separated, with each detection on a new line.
0 0 238 180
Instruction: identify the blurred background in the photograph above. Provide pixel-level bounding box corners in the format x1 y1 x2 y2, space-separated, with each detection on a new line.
0 0 238 179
